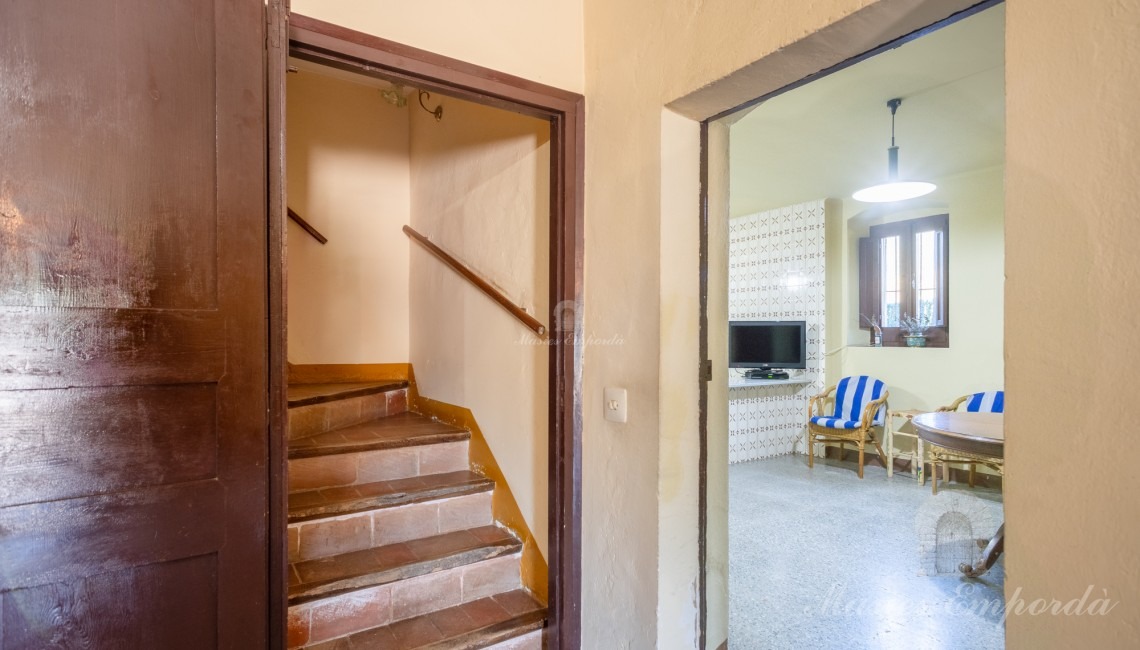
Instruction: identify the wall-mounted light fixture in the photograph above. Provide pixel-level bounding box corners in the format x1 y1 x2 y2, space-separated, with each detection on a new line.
853 98 936 203
418 91 443 122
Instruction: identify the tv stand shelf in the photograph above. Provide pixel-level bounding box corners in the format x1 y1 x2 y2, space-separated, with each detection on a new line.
729 377 813 389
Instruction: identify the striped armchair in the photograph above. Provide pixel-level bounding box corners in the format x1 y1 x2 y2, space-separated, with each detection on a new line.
806 376 890 479
940 391 1004 414
931 390 1005 492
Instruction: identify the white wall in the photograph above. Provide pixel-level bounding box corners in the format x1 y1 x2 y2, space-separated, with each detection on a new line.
408 96 551 557
286 71 411 363
833 166 1005 411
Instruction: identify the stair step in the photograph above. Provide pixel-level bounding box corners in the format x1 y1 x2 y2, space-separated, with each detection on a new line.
288 382 410 440
289 489 492 563
290 471 493 523
290 412 468 460
301 590 544 649
288 381 409 408
290 525 520 605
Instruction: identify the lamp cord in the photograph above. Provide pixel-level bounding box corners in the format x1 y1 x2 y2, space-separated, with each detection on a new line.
887 97 902 147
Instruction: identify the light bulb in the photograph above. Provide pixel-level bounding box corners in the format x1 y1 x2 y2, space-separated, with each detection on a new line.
852 181 936 203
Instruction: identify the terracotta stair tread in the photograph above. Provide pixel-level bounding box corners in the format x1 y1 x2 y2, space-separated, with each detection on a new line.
304 590 545 650
289 412 468 460
289 471 493 522
288 381 410 408
289 525 521 604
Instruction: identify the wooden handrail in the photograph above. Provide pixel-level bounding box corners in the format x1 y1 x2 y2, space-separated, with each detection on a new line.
403 225 547 337
288 207 328 244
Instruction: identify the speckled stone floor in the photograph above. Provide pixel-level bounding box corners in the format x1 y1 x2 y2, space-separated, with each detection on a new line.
730 454 1005 650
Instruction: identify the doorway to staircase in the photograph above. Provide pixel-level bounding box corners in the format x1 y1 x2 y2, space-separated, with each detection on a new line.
267 11 584 649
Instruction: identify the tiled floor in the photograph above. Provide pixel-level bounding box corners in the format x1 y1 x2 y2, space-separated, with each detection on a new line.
730 454 1005 650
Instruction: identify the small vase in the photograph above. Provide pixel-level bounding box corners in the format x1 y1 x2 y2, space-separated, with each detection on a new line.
904 334 927 348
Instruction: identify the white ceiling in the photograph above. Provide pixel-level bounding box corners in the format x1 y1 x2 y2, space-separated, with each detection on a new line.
728 4 1004 217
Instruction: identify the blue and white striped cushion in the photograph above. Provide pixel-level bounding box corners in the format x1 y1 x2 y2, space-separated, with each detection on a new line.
830 375 887 426
963 391 1004 413
810 416 861 429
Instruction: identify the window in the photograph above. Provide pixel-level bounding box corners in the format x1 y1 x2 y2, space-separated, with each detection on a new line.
859 214 949 347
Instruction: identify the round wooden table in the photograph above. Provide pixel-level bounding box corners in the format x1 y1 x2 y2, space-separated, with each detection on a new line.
912 411 1003 458
912 412 1005 578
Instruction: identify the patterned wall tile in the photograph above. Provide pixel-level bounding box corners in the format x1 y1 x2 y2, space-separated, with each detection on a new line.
728 200 826 464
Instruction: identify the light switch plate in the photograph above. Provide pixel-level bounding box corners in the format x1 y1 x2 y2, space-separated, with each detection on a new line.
604 387 628 423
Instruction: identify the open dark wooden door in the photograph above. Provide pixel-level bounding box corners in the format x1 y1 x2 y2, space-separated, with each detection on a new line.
0 1 268 647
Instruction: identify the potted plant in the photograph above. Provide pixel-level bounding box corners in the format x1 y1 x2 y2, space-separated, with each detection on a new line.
900 313 932 347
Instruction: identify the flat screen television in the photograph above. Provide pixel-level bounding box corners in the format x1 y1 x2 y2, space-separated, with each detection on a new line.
728 320 806 371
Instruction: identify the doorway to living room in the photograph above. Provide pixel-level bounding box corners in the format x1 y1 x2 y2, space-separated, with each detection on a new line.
698 1 1008 647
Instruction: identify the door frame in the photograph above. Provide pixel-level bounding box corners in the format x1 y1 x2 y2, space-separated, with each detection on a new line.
692 0 1002 646
266 10 585 649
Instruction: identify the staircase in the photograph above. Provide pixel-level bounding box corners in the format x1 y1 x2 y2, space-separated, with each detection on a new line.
285 381 545 649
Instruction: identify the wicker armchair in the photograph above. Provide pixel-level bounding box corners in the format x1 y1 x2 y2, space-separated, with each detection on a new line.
806 376 890 479
930 391 1005 492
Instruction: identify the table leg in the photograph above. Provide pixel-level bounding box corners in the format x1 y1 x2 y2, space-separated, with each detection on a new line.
960 523 1005 578
885 420 894 478
917 438 925 485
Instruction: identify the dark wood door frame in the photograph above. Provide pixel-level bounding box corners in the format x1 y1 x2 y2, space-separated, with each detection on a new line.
266 12 585 649
694 1 1002 647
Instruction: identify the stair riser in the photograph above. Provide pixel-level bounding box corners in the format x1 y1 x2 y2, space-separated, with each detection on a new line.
287 553 522 648
288 440 467 492
289 492 493 563
288 388 408 440
484 630 543 650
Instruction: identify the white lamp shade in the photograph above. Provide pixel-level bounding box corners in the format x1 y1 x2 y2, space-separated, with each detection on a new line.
852 181 937 203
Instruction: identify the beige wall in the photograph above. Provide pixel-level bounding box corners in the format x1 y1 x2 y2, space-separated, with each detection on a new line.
833 166 1005 410
1005 0 1140 646
408 96 551 557
289 0 584 94
286 71 411 363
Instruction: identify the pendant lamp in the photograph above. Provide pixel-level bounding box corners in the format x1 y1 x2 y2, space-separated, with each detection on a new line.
852 98 936 203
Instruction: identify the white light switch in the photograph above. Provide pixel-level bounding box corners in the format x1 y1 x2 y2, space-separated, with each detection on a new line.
604 387 628 423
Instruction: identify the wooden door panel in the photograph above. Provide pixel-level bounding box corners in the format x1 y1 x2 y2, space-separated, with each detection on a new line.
1 555 218 648
0 308 227 390
0 0 267 646
0 0 219 311
0 481 224 592
0 384 217 508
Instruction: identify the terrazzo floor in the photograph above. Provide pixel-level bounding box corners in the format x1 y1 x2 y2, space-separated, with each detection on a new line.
729 454 1005 650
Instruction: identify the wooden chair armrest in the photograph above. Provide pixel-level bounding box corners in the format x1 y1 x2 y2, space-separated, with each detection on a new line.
807 385 837 419
936 395 968 412
860 391 890 429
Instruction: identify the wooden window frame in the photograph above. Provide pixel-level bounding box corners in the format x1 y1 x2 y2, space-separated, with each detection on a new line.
859 213 950 348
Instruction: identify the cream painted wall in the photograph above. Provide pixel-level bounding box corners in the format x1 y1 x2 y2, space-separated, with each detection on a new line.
286 71 411 363
658 109 702 647
289 0 584 94
1005 0 1140 646
284 0 1140 647
832 166 1005 411
585 2 965 647
408 96 551 557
